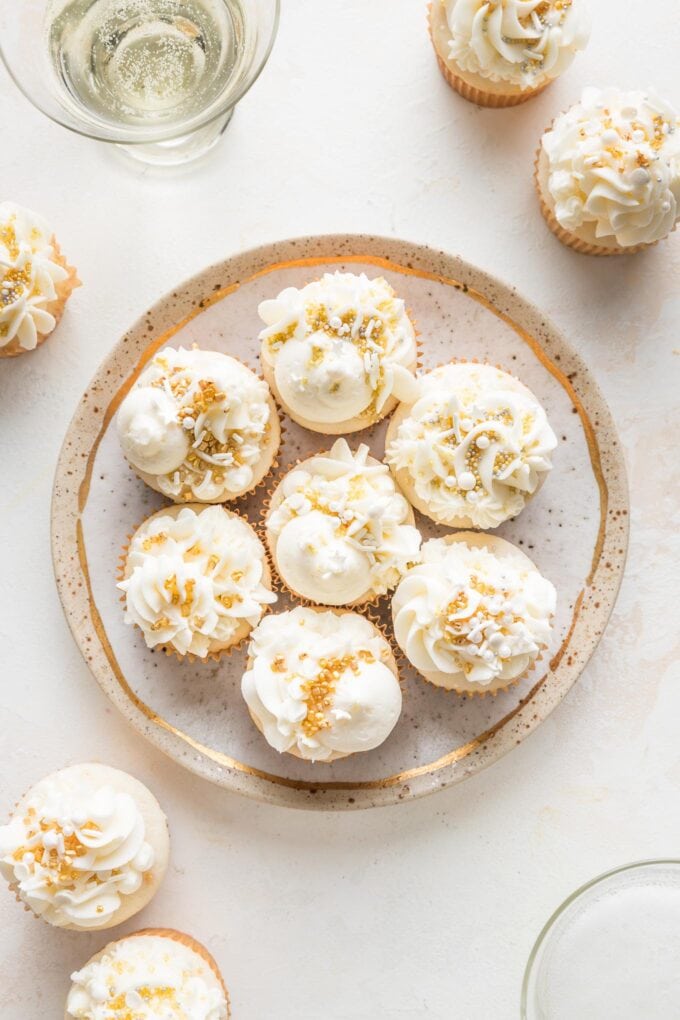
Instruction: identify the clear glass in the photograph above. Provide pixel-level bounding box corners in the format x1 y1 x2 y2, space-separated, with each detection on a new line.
522 860 680 1020
0 0 279 165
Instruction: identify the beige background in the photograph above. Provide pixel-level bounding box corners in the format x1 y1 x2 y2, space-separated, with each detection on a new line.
0 0 678 1016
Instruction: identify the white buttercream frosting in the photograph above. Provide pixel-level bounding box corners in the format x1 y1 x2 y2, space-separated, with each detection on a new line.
0 201 70 351
443 0 589 89
259 272 418 425
542 87 680 247
393 537 556 690
66 935 228 1019
242 607 402 761
119 506 276 657
387 363 556 529
0 773 154 929
267 439 422 604
117 347 275 502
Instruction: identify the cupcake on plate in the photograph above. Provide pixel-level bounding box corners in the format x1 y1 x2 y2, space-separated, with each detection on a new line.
117 347 280 502
258 272 419 433
265 438 422 606
0 201 79 358
118 504 276 659
386 362 556 529
0 764 169 931
428 0 590 108
242 606 402 762
65 928 230 1019
392 534 556 694
536 87 680 255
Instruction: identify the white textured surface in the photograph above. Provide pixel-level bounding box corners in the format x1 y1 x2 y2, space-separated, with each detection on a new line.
0 1 678 1016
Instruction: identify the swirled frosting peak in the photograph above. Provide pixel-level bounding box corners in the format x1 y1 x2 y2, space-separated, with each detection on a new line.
393 537 556 690
267 439 422 604
444 0 590 89
387 363 556 528
242 607 402 761
119 506 276 657
0 774 154 929
259 272 418 425
117 347 275 502
0 201 70 352
67 934 228 1019
542 87 680 247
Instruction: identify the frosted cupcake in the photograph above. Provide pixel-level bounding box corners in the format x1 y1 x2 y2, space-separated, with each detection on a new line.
242 607 402 762
536 87 680 255
0 201 79 358
117 347 280 502
429 0 590 108
386 362 556 529
65 929 230 1018
265 439 422 606
119 504 276 658
258 272 419 433
392 534 556 694
0 764 169 931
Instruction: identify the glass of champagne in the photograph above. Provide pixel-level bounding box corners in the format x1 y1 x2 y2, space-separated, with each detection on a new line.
0 0 279 165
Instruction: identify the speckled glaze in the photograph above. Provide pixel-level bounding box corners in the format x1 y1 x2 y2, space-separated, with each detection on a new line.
51 236 628 810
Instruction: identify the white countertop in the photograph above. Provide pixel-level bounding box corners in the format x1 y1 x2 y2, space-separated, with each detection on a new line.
1 1 679 1016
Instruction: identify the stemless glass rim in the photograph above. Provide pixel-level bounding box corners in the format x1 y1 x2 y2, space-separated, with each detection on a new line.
0 0 280 145
520 858 680 1019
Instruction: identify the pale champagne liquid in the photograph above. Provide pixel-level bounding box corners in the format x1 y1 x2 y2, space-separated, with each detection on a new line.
46 0 247 129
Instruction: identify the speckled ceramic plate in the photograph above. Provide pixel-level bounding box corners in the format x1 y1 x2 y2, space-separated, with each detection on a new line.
51 235 628 810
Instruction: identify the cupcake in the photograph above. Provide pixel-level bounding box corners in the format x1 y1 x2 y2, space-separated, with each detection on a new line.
392 533 556 694
258 272 419 433
242 606 402 762
265 438 422 606
65 928 230 1018
117 347 280 502
0 201 79 358
118 504 276 659
386 362 556 529
0 764 169 931
536 87 680 255
428 0 590 108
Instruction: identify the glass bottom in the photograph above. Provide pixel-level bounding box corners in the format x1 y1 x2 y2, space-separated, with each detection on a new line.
115 108 234 166
522 861 680 1019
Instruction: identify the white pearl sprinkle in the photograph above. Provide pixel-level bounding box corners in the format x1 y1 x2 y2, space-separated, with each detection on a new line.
630 168 650 186
444 476 457 489
476 435 490 450
458 471 476 491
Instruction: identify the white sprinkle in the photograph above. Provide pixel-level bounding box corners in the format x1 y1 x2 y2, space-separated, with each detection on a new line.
630 168 650 186
458 471 476 491
476 435 490 450
444 476 457 489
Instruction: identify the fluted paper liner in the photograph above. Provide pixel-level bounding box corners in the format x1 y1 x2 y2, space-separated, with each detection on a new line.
118 504 275 664
0 238 80 359
64 928 231 1019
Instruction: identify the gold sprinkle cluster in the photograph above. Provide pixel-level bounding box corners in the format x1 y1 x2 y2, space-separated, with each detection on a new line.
163 574 196 618
107 985 179 1019
11 809 101 888
279 651 377 739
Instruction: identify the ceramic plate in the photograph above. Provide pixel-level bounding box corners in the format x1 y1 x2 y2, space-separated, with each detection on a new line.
51 235 628 810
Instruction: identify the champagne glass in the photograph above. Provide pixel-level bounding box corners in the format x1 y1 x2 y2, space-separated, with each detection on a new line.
522 860 680 1019
0 0 279 165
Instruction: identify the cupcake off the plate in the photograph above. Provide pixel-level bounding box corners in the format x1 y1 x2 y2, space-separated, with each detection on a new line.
117 346 280 502
428 0 590 108
265 438 422 606
0 764 169 931
392 533 556 695
386 362 556 529
65 928 230 1019
118 504 276 659
0 200 79 358
242 606 402 762
536 86 680 255
258 271 419 433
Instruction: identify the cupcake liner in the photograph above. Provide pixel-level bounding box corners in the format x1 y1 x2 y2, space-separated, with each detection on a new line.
427 3 550 108
261 449 411 611
0 238 80 359
533 139 673 256
117 506 275 664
